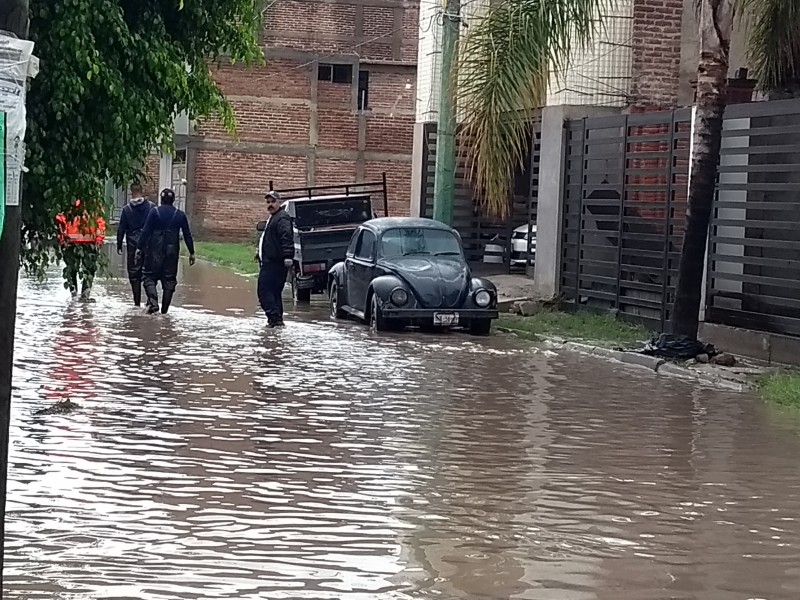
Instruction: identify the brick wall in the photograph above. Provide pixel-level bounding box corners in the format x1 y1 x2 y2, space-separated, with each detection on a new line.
630 0 684 110
142 153 161 199
191 0 420 240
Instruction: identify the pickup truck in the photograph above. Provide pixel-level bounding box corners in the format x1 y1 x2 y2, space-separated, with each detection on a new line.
257 176 389 303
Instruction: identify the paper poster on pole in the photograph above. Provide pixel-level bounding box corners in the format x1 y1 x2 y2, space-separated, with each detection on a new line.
0 112 6 237
0 33 35 208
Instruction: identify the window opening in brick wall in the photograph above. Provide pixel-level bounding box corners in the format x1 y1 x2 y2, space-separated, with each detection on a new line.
318 63 353 84
358 70 369 111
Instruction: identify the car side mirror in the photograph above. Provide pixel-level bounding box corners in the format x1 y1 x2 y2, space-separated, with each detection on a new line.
256 220 267 232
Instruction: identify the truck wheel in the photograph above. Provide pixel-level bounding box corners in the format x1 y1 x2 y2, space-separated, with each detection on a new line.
291 274 311 303
469 319 492 336
329 280 347 319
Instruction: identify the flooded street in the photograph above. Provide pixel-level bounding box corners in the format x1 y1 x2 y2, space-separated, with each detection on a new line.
6 254 800 599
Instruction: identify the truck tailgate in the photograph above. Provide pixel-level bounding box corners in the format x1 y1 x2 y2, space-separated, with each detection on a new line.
296 228 357 264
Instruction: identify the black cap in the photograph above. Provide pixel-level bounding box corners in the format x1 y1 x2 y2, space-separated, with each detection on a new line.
161 188 176 202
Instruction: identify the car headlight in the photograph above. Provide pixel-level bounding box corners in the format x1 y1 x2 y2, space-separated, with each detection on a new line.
390 287 409 306
474 289 492 307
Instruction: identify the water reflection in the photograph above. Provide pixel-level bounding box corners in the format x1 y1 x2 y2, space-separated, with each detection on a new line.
6 257 800 599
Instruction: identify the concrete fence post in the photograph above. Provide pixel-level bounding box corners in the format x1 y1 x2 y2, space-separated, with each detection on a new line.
533 105 567 299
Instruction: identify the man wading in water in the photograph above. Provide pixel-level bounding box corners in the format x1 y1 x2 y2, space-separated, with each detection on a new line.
116 183 155 306
256 190 294 327
136 188 196 314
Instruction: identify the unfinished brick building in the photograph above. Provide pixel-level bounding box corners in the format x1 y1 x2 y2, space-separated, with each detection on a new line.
183 0 419 239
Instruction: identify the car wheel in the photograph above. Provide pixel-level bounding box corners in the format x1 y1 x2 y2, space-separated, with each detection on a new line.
469 319 492 336
370 293 390 332
329 280 346 319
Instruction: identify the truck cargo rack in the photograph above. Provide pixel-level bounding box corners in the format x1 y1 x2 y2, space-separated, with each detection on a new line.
268 173 389 218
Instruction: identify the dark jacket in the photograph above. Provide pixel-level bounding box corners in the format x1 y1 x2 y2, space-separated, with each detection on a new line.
117 200 155 251
138 205 195 255
259 207 294 263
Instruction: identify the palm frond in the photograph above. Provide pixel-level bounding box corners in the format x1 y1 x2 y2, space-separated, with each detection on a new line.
737 0 800 94
456 0 607 218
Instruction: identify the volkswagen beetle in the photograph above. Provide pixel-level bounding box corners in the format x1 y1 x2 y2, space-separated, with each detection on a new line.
328 217 499 335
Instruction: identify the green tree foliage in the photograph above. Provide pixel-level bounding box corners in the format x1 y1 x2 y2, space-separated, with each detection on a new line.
456 0 603 218
738 0 800 98
21 0 263 280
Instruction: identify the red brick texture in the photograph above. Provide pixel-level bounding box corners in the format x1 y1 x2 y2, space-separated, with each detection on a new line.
190 0 420 240
187 0 419 239
141 153 161 199
630 0 684 111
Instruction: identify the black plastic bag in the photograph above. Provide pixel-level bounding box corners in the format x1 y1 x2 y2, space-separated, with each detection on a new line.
638 333 717 360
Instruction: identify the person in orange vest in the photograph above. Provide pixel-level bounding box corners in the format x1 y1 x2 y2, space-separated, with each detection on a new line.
56 199 107 302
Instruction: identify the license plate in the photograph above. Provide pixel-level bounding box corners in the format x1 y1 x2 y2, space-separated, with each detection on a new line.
433 312 459 326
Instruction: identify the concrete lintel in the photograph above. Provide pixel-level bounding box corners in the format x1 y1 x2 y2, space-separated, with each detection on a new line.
263 48 320 62
263 31 357 44
358 60 416 71
191 140 310 156
316 104 415 117
533 103 623 299
190 138 412 163
226 95 313 107
332 149 411 163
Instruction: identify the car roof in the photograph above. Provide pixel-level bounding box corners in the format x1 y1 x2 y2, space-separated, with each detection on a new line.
362 217 456 235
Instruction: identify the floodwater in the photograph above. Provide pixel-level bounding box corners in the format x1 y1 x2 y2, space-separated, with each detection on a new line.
6 251 800 599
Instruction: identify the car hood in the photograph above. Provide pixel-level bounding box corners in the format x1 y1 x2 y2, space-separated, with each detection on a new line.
380 256 469 309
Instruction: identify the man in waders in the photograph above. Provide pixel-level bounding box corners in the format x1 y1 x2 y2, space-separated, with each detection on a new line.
135 188 196 315
257 190 294 327
116 183 156 306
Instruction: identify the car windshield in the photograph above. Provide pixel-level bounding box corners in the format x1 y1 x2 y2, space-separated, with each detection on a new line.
380 228 463 258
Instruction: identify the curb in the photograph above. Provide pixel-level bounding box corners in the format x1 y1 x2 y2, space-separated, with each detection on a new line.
498 327 754 392
497 297 535 313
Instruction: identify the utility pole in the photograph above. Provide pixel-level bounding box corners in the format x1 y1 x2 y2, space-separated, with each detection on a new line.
0 0 31 592
431 0 460 226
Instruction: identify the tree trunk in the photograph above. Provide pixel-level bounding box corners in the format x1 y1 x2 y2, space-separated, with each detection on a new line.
670 0 734 339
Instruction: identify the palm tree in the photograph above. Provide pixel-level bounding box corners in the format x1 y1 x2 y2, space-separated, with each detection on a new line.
456 0 607 220
742 0 800 99
670 0 735 338
671 0 799 338
459 0 799 340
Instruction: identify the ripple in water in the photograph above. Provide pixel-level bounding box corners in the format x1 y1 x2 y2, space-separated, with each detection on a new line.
6 263 800 599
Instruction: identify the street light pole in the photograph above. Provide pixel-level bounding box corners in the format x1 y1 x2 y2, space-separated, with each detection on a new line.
0 0 30 592
431 0 460 226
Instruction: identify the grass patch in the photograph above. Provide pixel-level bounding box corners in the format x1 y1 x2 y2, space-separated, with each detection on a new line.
759 372 800 408
498 311 650 347
194 241 258 276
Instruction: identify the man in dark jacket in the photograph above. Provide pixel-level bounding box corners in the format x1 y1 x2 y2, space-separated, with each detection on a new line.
257 191 294 327
116 184 156 306
136 188 196 315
